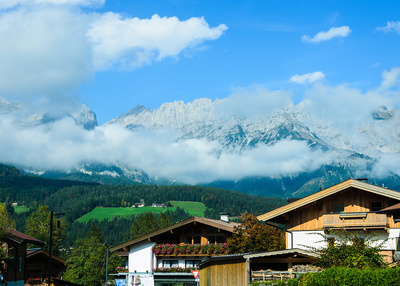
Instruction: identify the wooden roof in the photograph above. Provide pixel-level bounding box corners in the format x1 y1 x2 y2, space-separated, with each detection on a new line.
7 229 45 246
198 248 320 268
26 249 66 265
243 248 320 259
379 202 400 213
257 178 400 222
111 216 240 252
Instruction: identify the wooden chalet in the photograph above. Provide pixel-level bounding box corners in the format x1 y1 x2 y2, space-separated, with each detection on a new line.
2 229 45 286
111 216 239 286
257 178 400 263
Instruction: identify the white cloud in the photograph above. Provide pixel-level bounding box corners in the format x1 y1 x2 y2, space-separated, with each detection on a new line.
0 3 227 99
1 68 400 184
302 26 351 43
0 0 104 10
380 67 400 90
87 13 228 70
0 114 336 184
215 86 293 119
376 21 400 34
0 6 93 97
290 71 325 84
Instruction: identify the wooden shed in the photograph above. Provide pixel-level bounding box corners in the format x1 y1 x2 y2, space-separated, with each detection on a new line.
198 249 320 286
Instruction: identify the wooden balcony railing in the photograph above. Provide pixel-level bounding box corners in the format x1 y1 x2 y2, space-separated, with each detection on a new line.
322 212 388 229
152 243 230 256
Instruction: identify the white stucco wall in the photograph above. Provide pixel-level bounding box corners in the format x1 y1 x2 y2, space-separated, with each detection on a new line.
386 228 400 250
291 230 326 250
129 241 155 273
291 229 400 251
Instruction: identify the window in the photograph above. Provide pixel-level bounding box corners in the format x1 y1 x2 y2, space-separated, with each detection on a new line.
371 201 382 212
216 236 225 243
162 260 179 268
207 236 216 244
193 236 201 244
396 237 400 251
334 203 344 213
327 237 335 247
185 260 201 268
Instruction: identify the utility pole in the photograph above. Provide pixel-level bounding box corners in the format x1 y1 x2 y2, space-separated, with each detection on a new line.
49 212 64 286
104 243 111 286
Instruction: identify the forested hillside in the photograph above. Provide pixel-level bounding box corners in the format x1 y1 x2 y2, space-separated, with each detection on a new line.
0 164 286 246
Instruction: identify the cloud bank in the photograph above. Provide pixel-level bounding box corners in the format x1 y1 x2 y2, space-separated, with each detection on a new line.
0 2 227 99
302 26 351 43
1 68 400 184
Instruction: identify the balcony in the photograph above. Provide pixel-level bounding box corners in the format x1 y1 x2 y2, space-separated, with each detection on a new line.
322 212 388 230
152 243 230 256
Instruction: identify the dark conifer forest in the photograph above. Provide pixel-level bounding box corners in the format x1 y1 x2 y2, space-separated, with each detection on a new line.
0 164 285 246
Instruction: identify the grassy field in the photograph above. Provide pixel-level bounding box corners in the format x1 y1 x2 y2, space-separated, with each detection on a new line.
13 205 30 214
77 201 206 223
170 201 206 217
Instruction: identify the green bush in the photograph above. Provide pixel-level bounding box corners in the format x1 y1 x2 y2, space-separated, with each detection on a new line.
296 267 400 286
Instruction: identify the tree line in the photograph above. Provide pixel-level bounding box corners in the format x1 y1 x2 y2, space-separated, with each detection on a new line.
0 163 286 246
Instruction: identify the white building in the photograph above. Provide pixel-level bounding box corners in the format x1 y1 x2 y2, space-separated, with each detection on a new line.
111 216 239 286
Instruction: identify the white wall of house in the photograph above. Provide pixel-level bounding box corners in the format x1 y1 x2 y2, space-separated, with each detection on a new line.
129 241 155 273
385 228 400 250
291 230 326 250
291 229 400 252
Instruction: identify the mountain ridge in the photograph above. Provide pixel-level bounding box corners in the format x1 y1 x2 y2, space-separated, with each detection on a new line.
2 96 400 198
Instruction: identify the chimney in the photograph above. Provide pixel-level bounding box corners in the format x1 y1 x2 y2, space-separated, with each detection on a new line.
220 212 230 222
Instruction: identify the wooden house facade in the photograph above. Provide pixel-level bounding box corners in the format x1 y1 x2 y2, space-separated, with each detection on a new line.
2 229 45 286
257 179 400 263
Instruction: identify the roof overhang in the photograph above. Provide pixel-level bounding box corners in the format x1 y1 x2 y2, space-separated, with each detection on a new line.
257 179 400 222
199 248 320 268
111 216 239 252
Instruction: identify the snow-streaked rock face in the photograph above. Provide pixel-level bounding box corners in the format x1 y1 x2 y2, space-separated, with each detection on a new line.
106 98 400 159
0 96 98 130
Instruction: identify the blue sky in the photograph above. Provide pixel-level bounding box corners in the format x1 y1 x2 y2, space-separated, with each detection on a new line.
78 0 400 124
1 0 399 124
1 0 400 184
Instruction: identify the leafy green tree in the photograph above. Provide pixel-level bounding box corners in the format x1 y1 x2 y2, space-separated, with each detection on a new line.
64 225 122 286
0 203 15 235
0 203 15 274
226 213 285 254
25 205 66 254
129 212 172 239
308 230 385 269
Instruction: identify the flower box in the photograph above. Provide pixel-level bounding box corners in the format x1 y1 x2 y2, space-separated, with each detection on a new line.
152 243 230 256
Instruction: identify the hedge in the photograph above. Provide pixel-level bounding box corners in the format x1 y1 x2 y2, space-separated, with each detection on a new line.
288 267 400 286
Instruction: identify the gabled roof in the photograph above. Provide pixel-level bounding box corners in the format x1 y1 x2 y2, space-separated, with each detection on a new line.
379 203 400 213
26 249 66 264
111 216 240 252
257 178 400 222
6 229 45 245
243 248 321 259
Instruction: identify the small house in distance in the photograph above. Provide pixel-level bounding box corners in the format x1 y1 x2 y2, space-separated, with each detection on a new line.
257 178 400 263
111 215 239 286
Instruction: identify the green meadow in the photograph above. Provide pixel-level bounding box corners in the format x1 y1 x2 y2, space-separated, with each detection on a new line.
77 201 206 223
13 205 30 214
